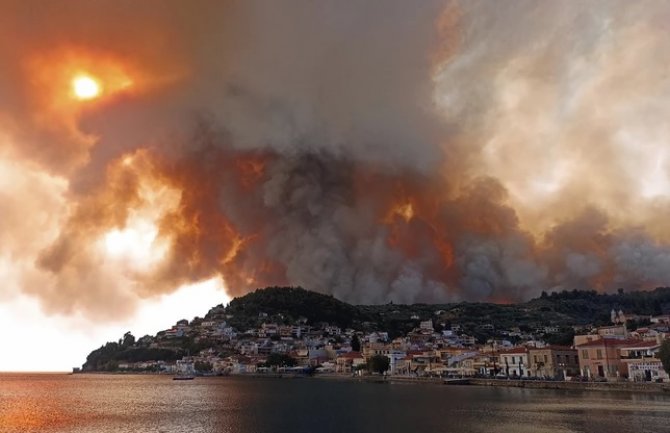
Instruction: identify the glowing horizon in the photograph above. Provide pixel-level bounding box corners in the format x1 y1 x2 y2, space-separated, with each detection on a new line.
0 277 229 372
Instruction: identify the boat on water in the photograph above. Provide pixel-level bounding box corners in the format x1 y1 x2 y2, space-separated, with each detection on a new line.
173 375 195 381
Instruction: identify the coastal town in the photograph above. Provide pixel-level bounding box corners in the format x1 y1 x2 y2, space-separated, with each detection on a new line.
81 288 670 384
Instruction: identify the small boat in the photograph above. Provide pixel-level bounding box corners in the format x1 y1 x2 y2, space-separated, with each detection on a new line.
173 375 195 381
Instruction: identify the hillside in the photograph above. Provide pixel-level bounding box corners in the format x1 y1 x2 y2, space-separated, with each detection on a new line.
203 286 670 343
82 286 670 371
216 286 367 329
527 288 670 321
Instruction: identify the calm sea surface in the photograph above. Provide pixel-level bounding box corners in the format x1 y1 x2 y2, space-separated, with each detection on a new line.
1 374 669 433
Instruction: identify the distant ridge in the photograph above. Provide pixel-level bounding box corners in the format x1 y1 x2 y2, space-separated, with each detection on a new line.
216 286 670 333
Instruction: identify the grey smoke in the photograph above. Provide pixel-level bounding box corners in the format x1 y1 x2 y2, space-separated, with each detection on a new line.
2 1 670 318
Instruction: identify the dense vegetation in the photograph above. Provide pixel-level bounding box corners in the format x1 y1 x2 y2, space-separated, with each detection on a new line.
220 286 670 343
222 286 366 330
528 288 669 323
660 340 670 375
83 342 183 371
367 355 390 374
264 353 297 368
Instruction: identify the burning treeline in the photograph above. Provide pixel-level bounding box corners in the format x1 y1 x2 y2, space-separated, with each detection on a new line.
4 0 670 317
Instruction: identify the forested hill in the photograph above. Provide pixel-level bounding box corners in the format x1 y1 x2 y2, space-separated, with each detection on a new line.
82 286 670 371
214 286 670 332
220 286 366 329
527 287 670 323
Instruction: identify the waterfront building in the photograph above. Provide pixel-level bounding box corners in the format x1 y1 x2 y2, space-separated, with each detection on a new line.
336 351 365 373
498 347 530 377
576 339 632 380
527 346 579 379
619 340 669 382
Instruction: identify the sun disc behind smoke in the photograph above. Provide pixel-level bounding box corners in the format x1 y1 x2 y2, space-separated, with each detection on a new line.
72 75 101 100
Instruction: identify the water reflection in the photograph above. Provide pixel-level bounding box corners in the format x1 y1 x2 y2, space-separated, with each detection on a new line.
0 374 669 433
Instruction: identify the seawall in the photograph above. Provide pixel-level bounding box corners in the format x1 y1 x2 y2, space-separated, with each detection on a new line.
466 378 670 393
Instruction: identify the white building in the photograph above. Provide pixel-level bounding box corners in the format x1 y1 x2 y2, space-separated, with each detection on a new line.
420 320 434 331
498 347 530 377
387 350 408 374
620 340 669 382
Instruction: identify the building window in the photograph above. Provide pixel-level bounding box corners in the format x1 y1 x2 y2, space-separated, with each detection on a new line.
596 349 603 360
543 355 548 363
582 350 589 360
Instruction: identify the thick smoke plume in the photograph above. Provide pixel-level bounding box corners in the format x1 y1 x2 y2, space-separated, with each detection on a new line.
2 0 670 318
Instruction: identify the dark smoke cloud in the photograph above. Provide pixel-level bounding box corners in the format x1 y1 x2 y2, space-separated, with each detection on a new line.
2 0 670 319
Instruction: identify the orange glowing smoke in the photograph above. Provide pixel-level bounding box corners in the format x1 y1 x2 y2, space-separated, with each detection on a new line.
7 0 670 317
235 155 268 190
392 202 415 223
378 179 459 287
26 48 136 114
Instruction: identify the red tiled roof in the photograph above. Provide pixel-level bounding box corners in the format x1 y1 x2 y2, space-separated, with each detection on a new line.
576 338 641 348
521 345 576 352
618 340 660 349
339 351 363 359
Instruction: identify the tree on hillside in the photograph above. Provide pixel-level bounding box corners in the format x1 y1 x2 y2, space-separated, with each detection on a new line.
367 355 390 375
351 335 361 352
265 353 297 368
122 332 136 348
627 318 652 331
659 340 670 375
544 328 575 346
194 361 213 373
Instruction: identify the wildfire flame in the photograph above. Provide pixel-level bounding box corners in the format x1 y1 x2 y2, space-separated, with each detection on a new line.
10 1 670 319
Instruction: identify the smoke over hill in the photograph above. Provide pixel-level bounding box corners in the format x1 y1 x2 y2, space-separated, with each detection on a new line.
2 1 670 318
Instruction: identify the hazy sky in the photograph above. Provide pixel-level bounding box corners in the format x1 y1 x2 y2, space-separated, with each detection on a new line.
2 0 670 370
